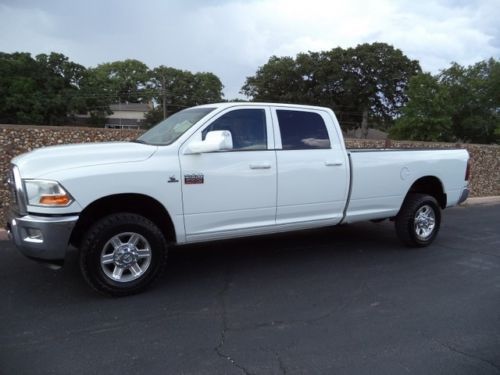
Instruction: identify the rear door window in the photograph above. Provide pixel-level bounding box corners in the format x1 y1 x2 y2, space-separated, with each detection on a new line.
277 110 331 150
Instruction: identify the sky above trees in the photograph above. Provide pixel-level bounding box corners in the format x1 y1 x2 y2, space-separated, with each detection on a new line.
0 0 498 99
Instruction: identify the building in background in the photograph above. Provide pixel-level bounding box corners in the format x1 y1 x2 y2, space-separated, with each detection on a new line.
104 103 151 129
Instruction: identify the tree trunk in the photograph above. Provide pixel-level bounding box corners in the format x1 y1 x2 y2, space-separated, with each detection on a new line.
361 108 369 139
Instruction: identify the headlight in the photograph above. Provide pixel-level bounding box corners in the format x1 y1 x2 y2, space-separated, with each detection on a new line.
23 179 73 207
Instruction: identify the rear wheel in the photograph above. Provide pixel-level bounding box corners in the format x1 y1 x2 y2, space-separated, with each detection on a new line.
79 213 168 296
395 194 441 247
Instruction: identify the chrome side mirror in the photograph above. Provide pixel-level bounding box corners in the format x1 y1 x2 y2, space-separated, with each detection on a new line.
184 130 233 154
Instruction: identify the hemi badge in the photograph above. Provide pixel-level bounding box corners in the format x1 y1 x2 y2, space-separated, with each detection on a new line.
184 174 204 184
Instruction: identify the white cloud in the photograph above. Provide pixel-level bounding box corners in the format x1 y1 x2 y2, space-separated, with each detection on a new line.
0 0 498 99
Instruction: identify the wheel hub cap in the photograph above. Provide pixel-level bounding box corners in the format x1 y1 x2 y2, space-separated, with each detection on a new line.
414 205 436 240
113 244 139 267
100 232 152 283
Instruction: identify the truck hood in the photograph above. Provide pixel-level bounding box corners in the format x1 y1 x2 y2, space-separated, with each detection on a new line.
13 142 158 178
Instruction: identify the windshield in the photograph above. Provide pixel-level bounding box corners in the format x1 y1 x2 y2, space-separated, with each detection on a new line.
137 107 216 145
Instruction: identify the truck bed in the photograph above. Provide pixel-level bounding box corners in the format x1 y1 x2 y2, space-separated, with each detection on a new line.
344 148 469 223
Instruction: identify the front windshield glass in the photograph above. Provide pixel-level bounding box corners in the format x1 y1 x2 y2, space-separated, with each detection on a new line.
137 107 216 145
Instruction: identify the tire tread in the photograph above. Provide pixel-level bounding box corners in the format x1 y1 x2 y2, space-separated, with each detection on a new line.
79 213 168 297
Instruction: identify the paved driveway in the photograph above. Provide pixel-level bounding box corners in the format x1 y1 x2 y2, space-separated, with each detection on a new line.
1 203 499 374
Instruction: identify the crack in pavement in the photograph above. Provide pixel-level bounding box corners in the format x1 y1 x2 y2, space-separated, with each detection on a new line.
260 345 289 375
224 279 375 334
1 309 210 349
432 339 500 373
214 267 254 375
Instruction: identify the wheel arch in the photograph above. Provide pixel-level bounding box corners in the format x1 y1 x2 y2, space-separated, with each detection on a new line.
70 193 176 248
404 176 447 209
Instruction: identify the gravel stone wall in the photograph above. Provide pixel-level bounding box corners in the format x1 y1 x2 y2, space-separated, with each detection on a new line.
1 124 499 226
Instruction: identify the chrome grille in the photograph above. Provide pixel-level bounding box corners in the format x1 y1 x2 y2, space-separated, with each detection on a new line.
7 167 18 205
7 165 26 215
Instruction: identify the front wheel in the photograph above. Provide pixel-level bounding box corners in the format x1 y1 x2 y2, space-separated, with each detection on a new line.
395 194 441 247
79 213 168 296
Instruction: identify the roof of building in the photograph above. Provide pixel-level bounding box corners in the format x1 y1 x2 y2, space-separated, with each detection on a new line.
105 118 144 126
109 103 151 112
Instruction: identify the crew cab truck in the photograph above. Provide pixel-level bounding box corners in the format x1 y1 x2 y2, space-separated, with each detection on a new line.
7 103 470 296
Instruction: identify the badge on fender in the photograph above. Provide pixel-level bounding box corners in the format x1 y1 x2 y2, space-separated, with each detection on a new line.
184 173 204 184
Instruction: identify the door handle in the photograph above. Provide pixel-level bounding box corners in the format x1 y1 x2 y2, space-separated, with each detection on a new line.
325 161 343 166
249 163 271 170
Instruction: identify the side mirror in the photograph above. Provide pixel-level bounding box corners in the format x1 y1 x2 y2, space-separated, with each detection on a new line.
184 130 233 154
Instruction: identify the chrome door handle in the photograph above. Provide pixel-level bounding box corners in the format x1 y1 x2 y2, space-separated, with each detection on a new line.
325 161 343 166
249 163 271 170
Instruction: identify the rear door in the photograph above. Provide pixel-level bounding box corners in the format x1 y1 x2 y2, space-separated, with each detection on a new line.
179 106 277 241
272 107 349 225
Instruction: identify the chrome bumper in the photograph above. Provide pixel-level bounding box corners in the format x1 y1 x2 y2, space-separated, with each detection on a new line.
6 212 78 261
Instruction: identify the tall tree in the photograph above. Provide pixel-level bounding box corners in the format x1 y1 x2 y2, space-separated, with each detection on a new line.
0 52 86 125
391 59 500 143
89 59 150 104
241 43 421 134
148 65 223 122
389 73 453 141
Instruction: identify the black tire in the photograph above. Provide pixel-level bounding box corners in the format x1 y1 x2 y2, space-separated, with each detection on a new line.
79 213 168 296
395 193 441 247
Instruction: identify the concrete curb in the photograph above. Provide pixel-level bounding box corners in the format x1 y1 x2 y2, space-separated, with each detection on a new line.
460 196 500 206
1 196 498 241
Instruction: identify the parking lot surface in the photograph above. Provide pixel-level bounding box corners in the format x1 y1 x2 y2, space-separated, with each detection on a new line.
1 203 499 374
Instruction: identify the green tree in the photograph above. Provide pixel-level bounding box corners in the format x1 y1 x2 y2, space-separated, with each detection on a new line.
89 59 150 104
392 59 499 143
35 53 87 124
147 65 223 123
241 43 421 134
390 73 453 141
0 52 87 125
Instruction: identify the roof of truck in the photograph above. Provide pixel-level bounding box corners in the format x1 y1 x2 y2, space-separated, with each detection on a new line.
195 102 332 112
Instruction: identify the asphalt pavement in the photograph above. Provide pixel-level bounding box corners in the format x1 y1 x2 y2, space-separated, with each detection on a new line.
1 203 499 375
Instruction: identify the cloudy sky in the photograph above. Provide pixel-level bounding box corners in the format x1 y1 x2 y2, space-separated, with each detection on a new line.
0 0 499 99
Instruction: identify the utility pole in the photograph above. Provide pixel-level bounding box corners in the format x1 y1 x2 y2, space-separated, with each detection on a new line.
162 76 167 119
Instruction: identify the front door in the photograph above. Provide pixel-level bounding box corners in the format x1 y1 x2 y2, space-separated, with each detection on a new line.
179 106 277 242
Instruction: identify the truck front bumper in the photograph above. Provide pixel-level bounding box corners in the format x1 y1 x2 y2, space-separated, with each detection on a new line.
6 212 79 261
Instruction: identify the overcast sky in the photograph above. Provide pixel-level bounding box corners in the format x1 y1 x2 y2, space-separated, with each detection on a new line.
0 0 499 99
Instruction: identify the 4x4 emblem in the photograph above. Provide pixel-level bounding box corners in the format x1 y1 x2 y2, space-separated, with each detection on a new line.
168 176 179 183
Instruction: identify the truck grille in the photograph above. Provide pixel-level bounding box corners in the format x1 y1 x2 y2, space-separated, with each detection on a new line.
7 165 24 214
7 168 17 205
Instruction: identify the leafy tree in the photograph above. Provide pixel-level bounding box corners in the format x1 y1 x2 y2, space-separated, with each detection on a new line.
0 52 86 125
242 43 421 135
392 59 499 143
35 53 87 124
88 59 150 104
148 65 223 122
390 74 453 141
0 51 226 127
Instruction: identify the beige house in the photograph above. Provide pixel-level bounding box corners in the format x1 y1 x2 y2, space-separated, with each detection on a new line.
105 103 152 129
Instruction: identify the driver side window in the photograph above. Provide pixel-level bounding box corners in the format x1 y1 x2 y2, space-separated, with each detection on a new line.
202 109 267 151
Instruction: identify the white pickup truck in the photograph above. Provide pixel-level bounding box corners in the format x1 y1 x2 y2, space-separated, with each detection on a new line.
7 103 470 296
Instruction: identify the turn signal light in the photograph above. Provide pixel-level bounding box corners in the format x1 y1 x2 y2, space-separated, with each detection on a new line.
39 195 71 206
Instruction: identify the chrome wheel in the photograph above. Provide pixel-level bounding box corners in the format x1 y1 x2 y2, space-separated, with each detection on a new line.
414 205 436 241
100 232 152 283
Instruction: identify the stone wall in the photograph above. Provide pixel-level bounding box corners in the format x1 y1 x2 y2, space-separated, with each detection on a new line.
0 125 142 226
1 124 499 226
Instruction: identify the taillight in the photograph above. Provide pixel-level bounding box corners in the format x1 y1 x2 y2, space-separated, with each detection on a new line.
465 159 471 181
